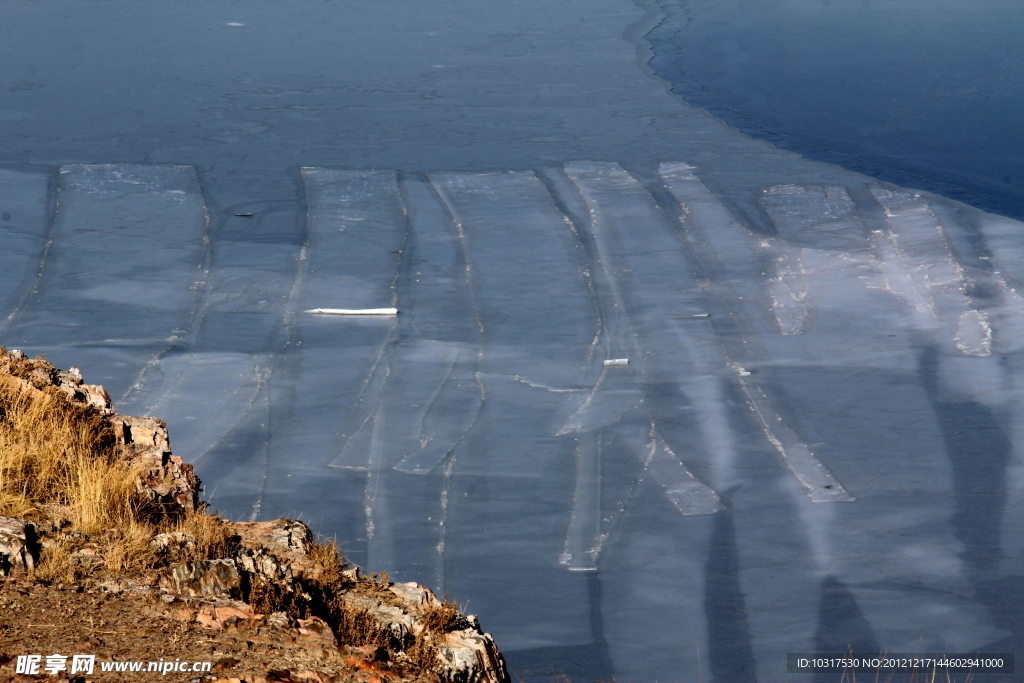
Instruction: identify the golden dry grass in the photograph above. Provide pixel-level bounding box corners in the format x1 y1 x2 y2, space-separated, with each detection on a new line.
0 369 231 578
420 596 463 633
0 373 143 532
308 538 346 587
30 538 75 584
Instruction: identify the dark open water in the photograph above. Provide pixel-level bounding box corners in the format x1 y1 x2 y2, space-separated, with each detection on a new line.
646 0 1024 220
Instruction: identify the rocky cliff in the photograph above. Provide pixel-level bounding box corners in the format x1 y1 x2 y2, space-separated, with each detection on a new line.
0 348 508 683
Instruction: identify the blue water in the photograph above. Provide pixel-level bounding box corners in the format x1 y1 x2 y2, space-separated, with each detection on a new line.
646 0 1024 220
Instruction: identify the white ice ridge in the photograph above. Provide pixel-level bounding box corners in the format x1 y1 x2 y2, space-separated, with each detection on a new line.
758 185 870 336
0 169 50 332
974 214 1024 354
305 307 397 315
764 246 810 335
645 431 723 516
869 186 991 356
659 162 853 503
560 433 605 571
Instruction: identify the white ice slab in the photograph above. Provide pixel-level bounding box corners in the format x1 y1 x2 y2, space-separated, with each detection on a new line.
565 162 743 515
870 185 991 356
759 185 871 336
645 433 723 516
429 170 597 387
560 436 603 572
5 164 208 397
300 168 404 311
764 246 811 335
305 307 397 316
759 184 867 250
285 170 406 475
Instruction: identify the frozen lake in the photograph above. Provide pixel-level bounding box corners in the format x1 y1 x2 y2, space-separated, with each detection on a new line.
2 1 1024 681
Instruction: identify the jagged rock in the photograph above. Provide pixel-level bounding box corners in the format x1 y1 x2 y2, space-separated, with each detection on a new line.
266 611 298 630
110 415 200 512
340 591 418 639
233 519 322 582
81 383 113 411
194 599 258 629
0 517 37 575
110 415 171 452
152 530 198 555
296 617 337 646
160 559 242 598
437 631 508 683
389 581 439 609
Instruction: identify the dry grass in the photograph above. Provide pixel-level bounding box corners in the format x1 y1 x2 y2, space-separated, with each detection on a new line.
332 601 403 652
31 539 76 584
308 539 346 587
420 596 463 633
0 373 146 532
0 367 231 579
170 507 235 559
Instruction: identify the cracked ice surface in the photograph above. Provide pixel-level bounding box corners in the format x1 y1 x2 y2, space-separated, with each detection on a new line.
3 161 1024 680
2 162 1024 683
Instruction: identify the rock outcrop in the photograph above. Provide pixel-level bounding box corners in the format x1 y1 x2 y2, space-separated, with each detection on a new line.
0 517 37 575
152 517 508 683
0 348 201 514
0 348 510 683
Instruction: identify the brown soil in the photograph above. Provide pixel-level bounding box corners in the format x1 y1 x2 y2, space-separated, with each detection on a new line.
0 578 418 683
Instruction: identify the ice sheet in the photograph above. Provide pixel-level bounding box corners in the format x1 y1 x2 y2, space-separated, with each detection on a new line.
3 158 1021 679
564 162 728 512
430 171 597 387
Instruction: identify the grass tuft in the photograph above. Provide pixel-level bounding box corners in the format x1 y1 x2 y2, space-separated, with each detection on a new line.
0 373 145 532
